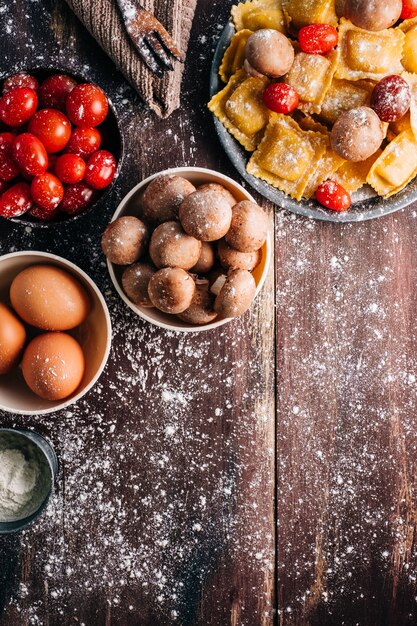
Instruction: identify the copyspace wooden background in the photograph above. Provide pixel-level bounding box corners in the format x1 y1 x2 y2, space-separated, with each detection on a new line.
0 1 416 625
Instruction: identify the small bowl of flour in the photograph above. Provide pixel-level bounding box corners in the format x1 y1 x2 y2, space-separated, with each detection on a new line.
0 429 57 533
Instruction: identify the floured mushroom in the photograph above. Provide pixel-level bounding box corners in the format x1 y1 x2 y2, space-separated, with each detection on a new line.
191 241 216 274
197 183 237 208
140 174 196 223
330 107 384 162
225 200 268 252
101 216 149 265
149 221 201 270
148 267 195 314
122 262 155 307
245 29 294 77
213 269 257 318
218 239 261 271
344 0 402 31
179 187 232 241
178 279 218 325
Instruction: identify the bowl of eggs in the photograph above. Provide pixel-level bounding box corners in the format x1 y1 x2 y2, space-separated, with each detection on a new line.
0 251 111 415
102 167 271 332
0 67 123 227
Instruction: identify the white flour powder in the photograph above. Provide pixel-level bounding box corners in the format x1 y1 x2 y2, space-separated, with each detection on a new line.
0 449 40 521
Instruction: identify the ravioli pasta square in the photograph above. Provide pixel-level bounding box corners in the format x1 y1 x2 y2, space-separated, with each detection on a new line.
281 0 337 31
402 72 417 141
208 69 270 151
367 130 417 197
319 78 373 125
336 19 405 81
219 29 253 83
303 144 345 198
247 114 328 199
231 0 286 33
285 48 339 113
331 150 382 192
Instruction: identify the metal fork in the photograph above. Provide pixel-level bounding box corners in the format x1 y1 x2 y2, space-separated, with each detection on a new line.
116 0 185 78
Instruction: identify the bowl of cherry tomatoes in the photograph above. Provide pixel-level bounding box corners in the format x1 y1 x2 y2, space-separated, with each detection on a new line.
0 68 123 227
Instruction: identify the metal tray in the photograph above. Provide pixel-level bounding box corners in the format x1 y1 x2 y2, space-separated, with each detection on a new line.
209 21 417 222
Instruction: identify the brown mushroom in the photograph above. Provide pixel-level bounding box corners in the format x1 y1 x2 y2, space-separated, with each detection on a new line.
101 216 149 265
218 239 262 271
225 201 268 253
214 269 257 319
122 263 155 307
191 241 216 274
149 221 202 270
344 0 402 31
179 187 232 241
330 106 384 162
140 174 196 223
148 268 195 314
177 279 218 325
245 29 294 78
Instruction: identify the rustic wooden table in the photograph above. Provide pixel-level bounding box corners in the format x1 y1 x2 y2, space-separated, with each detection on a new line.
1 1 417 625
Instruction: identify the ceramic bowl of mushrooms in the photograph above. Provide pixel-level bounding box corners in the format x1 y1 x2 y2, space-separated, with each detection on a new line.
102 167 271 332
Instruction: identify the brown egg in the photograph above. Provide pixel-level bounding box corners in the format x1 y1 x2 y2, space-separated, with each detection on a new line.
344 0 402 31
179 188 232 241
148 268 195 314
149 221 202 270
197 184 237 208
190 242 216 274
0 303 26 374
10 265 90 331
177 280 218 325
214 270 257 319
225 201 268 252
101 216 149 265
122 263 155 307
245 29 294 77
218 239 262 271
140 175 196 223
330 107 384 162
22 333 85 401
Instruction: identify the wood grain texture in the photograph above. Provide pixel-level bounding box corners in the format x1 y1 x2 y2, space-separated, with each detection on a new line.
0 1 275 625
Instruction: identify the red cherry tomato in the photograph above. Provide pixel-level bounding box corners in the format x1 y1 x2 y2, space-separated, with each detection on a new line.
59 182 95 216
263 83 299 114
64 127 101 159
401 0 417 19
84 150 116 190
31 173 64 210
298 24 338 55
316 180 351 212
0 132 19 181
55 153 86 184
2 73 38 95
29 204 59 221
0 182 32 217
0 87 38 127
28 108 71 153
371 75 411 122
12 133 48 177
39 74 77 111
66 84 109 128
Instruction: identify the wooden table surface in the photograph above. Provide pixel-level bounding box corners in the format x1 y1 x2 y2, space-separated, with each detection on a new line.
1 1 417 625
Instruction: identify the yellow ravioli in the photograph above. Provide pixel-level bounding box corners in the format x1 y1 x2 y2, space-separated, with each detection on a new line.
231 0 286 33
282 0 337 32
219 29 253 83
208 69 270 151
367 130 417 198
247 114 328 200
336 19 405 81
284 48 339 113
331 150 382 193
319 78 374 125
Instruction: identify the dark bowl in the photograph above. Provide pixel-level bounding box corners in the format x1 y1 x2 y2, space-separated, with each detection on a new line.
0 65 124 229
210 21 417 223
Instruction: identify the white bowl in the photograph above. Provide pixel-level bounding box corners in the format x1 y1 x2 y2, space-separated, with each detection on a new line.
0 251 112 415
107 167 272 332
